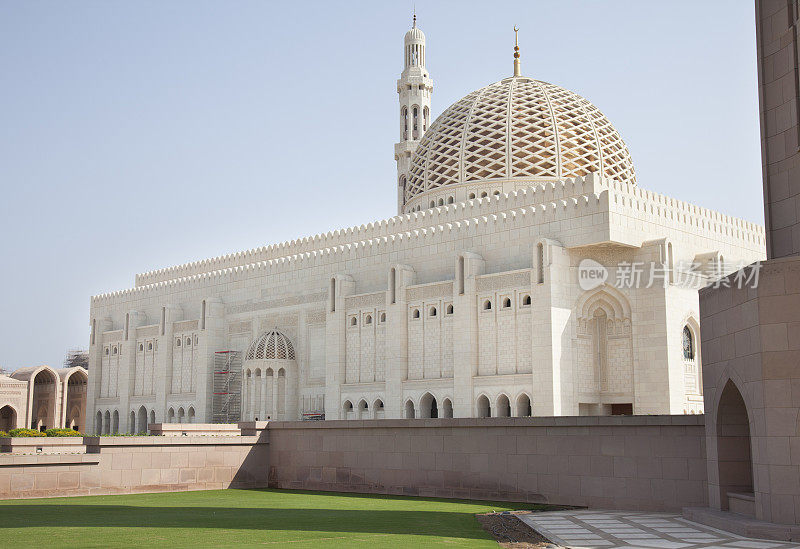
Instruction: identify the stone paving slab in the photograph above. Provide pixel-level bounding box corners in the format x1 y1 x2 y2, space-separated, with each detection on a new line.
516 510 800 549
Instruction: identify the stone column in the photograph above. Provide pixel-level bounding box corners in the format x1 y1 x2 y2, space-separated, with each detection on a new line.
86 317 112 434
60 377 69 428
271 375 278 419
324 274 354 420
385 264 415 418
155 305 182 423
24 376 34 430
260 373 267 420
119 312 135 432
652 284 694 415
452 253 484 417
197 297 224 423
530 239 572 416
286 362 299 421
120 310 146 433
296 310 309 418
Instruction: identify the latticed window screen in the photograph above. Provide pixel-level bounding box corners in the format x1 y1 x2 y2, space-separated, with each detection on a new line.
245 330 296 361
406 77 636 204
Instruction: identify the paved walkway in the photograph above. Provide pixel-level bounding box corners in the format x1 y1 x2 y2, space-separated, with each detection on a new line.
517 510 800 549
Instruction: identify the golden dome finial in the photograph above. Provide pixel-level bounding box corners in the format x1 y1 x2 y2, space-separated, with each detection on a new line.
513 26 521 77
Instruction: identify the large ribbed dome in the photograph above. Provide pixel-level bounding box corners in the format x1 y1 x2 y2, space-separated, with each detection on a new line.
405 76 636 203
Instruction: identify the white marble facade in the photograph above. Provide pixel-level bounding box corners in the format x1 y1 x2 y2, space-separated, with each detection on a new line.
86 20 766 431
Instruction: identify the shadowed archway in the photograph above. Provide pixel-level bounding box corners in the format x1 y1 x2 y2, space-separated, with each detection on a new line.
0 405 17 431
716 379 753 512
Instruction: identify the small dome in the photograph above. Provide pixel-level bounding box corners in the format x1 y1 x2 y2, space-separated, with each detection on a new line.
405 26 425 43
405 76 636 205
245 330 295 361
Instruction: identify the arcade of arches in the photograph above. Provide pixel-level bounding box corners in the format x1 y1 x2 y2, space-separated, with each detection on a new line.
0 366 87 432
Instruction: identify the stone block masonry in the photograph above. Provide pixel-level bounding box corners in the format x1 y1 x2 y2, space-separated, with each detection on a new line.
0 433 269 499
0 416 706 511
266 415 707 511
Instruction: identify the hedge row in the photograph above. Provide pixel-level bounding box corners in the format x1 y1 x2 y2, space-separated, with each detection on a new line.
0 428 84 438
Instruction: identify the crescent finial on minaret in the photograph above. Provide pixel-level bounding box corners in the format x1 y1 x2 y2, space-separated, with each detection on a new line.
513 26 521 77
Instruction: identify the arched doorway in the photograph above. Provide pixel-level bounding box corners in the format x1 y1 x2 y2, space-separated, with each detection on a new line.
31 368 58 430
404 400 415 419
137 406 147 433
477 395 491 418
0 405 17 431
442 399 453 418
716 380 753 512
65 369 87 431
515 394 532 417
64 406 86 431
373 399 385 419
420 393 437 418
342 400 353 419
496 394 511 417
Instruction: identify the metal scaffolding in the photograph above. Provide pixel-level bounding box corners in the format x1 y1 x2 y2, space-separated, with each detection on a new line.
212 351 242 423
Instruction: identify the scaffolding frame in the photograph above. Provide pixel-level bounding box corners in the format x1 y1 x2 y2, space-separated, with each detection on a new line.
212 351 242 423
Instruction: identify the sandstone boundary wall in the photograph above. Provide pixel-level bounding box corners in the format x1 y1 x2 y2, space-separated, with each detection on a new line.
0 416 706 511
0 433 269 499
267 415 707 511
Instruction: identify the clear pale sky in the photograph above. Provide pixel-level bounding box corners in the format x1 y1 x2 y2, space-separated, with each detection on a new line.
0 1 762 371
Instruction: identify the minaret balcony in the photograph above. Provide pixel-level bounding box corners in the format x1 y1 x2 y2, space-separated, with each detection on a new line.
396 75 433 88
394 141 419 155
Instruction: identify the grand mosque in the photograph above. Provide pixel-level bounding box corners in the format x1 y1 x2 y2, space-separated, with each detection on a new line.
85 19 765 434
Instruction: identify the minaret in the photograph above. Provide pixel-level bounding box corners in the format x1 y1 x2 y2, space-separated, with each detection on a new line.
394 13 433 214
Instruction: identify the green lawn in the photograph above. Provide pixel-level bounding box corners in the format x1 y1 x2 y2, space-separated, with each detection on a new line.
0 489 548 548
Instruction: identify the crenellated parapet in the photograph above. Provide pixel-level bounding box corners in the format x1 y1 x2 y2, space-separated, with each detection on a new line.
134 175 764 290
605 180 765 247
97 190 609 306
96 177 765 310
134 175 607 287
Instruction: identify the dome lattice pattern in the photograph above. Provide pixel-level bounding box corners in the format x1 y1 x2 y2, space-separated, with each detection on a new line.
406 77 636 202
245 330 296 361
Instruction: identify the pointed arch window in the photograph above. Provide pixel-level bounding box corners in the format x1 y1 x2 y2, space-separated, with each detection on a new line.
683 326 694 360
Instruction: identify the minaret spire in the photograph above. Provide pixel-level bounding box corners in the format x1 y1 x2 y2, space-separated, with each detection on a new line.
394 14 433 214
513 26 521 77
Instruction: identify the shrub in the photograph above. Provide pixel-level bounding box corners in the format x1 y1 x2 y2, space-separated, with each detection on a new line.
44 428 83 437
0 431 7 438
8 428 42 437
